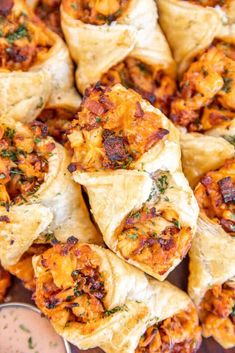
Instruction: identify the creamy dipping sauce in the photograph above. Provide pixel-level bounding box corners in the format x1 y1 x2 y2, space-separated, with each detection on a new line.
0 304 69 353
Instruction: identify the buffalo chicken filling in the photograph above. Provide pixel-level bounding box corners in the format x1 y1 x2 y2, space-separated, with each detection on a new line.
136 305 201 353
68 85 169 172
0 265 11 302
199 281 235 341
171 41 235 132
38 108 74 144
101 57 176 116
0 121 55 206
34 0 63 37
64 0 130 24
117 173 192 276
195 159 235 236
0 1 52 71
34 242 115 331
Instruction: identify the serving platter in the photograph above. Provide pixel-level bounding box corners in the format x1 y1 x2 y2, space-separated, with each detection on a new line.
7 257 233 353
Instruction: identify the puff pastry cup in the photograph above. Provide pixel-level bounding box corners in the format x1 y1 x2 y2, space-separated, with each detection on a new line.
0 118 100 273
33 241 202 353
67 83 199 280
61 0 176 115
157 0 235 138
0 0 80 124
188 158 235 348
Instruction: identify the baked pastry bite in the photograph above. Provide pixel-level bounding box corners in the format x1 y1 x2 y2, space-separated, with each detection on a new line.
33 241 202 353
180 132 234 188
67 84 198 280
157 0 235 137
188 159 235 348
0 0 80 123
61 0 176 115
0 264 11 302
26 0 63 37
0 118 100 270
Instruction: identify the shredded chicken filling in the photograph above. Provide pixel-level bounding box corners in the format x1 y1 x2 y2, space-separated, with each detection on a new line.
38 108 74 144
117 173 192 275
136 305 201 353
0 3 52 71
199 281 235 340
35 0 63 37
68 85 169 172
170 41 235 132
101 58 176 116
64 0 129 24
195 158 235 236
0 121 55 206
35 242 108 328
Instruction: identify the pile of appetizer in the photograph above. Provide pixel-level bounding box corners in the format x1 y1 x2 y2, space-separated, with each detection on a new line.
0 0 234 352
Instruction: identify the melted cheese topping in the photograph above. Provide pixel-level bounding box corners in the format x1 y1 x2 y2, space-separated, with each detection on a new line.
68 85 169 172
170 41 235 132
34 242 110 333
195 158 235 236
136 305 201 353
63 0 130 24
101 57 176 116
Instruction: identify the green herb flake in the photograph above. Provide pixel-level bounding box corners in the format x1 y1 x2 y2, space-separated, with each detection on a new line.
0 173 6 179
156 175 168 194
96 117 101 123
6 25 28 44
5 127 16 139
231 304 235 316
222 77 233 93
19 324 30 333
173 219 181 229
34 137 41 144
104 305 127 317
70 3 78 10
128 234 138 240
28 337 35 350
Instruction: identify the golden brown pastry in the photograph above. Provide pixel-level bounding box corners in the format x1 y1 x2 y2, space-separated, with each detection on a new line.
26 0 63 37
0 264 11 302
0 118 100 269
67 84 199 280
180 132 234 188
0 0 80 123
33 241 202 353
61 0 176 115
188 159 235 348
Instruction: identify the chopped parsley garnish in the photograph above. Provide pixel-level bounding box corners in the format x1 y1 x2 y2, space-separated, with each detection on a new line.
5 127 16 139
0 173 6 179
173 219 181 229
222 77 233 93
231 304 235 316
128 234 138 240
156 175 168 194
28 336 35 349
104 305 127 317
6 25 28 44
19 324 30 333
